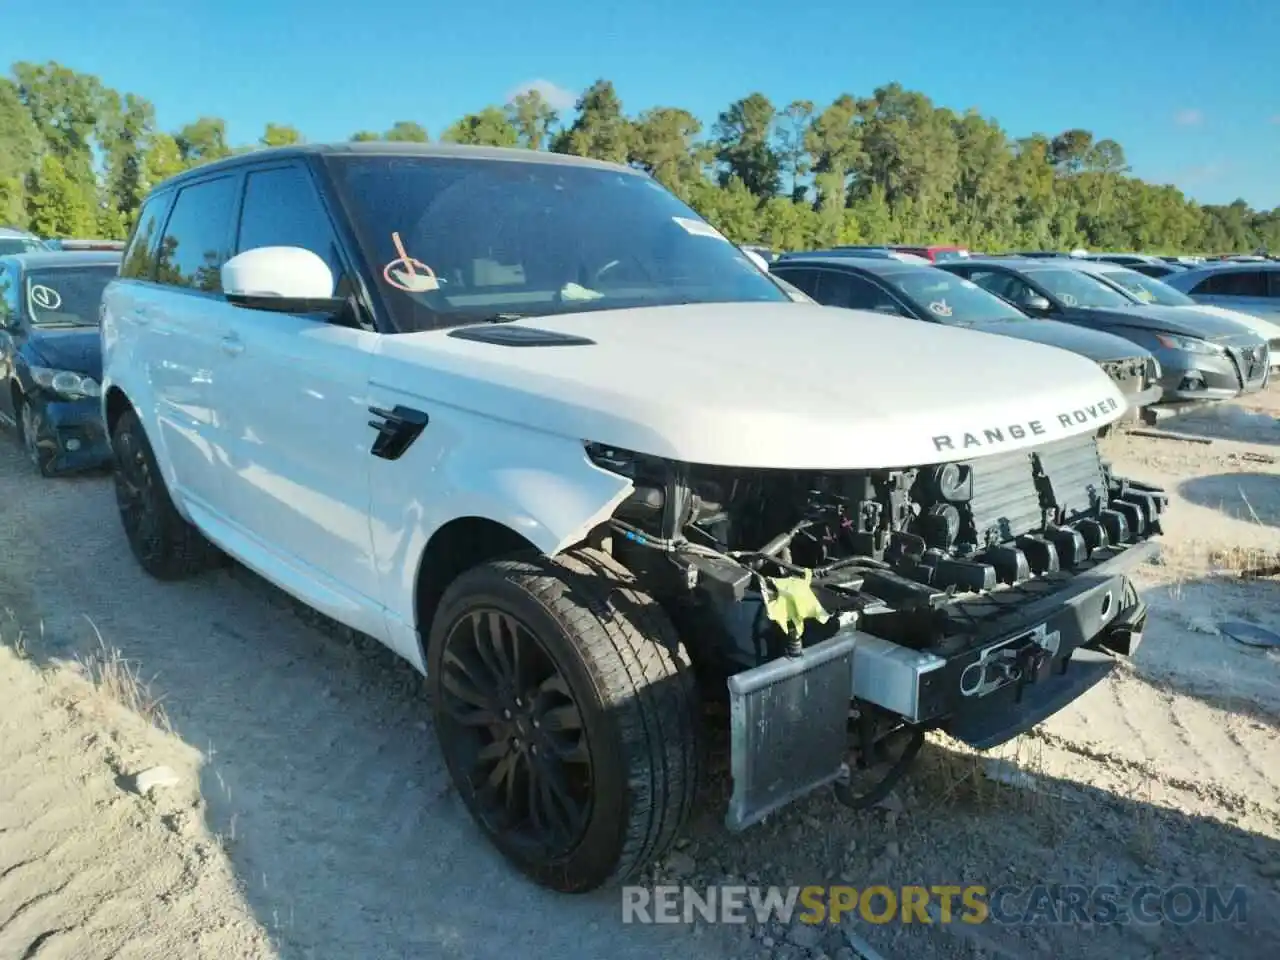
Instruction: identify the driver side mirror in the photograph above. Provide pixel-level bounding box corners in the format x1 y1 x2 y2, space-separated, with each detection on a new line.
222 246 345 316
1020 293 1053 314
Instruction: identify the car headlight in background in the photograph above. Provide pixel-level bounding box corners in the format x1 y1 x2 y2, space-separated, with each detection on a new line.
1153 334 1224 356
29 366 101 400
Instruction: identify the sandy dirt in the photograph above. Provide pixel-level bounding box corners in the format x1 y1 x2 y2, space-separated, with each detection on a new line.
0 387 1277 960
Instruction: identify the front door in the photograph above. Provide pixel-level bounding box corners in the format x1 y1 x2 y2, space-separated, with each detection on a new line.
217 161 383 636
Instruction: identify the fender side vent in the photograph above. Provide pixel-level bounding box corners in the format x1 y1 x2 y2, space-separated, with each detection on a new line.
447 326 596 347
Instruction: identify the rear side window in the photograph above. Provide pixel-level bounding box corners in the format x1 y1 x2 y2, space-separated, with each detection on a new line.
155 176 239 292
236 165 344 281
1191 270 1267 297
817 271 907 315
120 192 171 280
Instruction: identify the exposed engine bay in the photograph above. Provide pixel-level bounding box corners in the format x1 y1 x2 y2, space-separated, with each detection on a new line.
587 431 1168 826
590 431 1165 672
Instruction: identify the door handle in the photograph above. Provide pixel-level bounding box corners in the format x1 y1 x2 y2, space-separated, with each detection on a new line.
220 336 245 357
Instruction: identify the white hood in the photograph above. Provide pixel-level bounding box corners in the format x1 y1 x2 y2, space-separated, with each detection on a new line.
378 302 1128 470
1184 303 1280 341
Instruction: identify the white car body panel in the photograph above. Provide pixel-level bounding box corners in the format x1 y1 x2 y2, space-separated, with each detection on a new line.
104 292 1128 674
375 302 1127 471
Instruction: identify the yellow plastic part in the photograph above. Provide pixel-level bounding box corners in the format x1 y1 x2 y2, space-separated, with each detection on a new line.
761 569 831 638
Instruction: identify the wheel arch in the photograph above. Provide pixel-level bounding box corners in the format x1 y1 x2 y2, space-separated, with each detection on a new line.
104 384 133 439
412 515 541 659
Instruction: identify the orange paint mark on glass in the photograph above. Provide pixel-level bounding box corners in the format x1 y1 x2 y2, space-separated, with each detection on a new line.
382 231 439 292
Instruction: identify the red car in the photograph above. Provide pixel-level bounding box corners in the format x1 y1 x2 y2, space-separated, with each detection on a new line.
889 244 970 263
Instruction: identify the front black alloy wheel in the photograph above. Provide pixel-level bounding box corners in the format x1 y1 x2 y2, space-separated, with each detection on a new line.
427 548 703 893
436 609 593 858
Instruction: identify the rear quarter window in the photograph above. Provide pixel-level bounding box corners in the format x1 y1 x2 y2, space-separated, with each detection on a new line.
121 192 173 281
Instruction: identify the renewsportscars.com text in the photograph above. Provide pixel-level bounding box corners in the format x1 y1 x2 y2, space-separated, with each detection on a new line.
622 884 1248 926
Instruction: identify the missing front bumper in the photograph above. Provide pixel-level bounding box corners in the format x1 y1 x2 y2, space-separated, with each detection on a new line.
724 541 1158 830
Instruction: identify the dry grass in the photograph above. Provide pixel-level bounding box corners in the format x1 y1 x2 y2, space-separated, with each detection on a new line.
1146 539 1280 584
75 614 172 732
2 606 42 659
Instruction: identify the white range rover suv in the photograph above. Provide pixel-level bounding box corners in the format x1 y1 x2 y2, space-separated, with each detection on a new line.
101 143 1167 893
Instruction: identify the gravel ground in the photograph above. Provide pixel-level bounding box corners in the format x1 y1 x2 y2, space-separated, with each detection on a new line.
0 387 1277 960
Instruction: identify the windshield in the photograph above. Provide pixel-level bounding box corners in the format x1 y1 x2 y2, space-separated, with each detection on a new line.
24 266 117 327
0 237 48 255
327 155 788 331
1094 268 1195 306
1030 268 1134 309
885 269 1026 324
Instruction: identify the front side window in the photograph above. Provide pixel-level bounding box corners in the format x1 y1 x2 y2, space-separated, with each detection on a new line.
24 265 120 327
772 267 820 298
0 266 17 325
885 269 1026 323
1094 268 1194 307
155 176 239 292
236 165 344 281
965 269 1035 305
326 155 787 331
1026 268 1133 308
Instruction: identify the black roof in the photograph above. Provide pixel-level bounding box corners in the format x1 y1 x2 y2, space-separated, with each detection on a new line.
154 141 641 193
943 256 1070 271
772 254 929 276
0 250 121 270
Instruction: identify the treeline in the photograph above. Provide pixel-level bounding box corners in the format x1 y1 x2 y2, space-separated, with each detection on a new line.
3 61 1277 254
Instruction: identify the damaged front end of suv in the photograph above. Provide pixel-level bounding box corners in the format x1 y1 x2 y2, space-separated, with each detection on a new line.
583 430 1166 830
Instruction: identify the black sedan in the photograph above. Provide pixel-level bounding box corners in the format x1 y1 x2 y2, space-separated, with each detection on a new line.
937 257 1269 404
769 254 1163 410
0 250 119 475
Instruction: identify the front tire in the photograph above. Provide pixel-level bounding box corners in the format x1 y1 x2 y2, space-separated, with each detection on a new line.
110 407 220 580
427 547 703 893
16 395 56 477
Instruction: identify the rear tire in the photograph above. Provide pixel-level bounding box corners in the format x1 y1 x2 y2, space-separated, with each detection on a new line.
427 546 703 893
110 407 220 580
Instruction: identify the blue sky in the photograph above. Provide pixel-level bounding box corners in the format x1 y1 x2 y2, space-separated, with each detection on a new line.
4 0 1277 208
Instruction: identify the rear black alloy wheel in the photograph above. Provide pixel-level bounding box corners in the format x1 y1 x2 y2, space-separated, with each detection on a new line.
110 408 219 580
427 548 703 893
436 609 593 859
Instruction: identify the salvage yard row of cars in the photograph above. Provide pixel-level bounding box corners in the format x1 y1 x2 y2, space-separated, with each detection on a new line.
0 143 1274 895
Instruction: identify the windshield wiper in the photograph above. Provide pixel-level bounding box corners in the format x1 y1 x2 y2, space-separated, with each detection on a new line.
480 313 526 324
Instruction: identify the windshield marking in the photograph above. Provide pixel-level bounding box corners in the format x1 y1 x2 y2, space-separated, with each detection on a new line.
29 283 62 311
928 299 953 317
382 231 440 292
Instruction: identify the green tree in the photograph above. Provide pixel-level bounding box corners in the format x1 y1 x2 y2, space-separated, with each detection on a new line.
176 117 231 166
385 121 429 142
349 130 381 142
506 90 558 150
713 93 780 199
774 99 814 201
628 107 709 199
27 153 96 237
551 80 631 162
261 123 304 147
441 107 517 146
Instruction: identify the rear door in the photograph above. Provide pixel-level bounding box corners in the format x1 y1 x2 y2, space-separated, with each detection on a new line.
140 174 243 515
217 160 383 628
